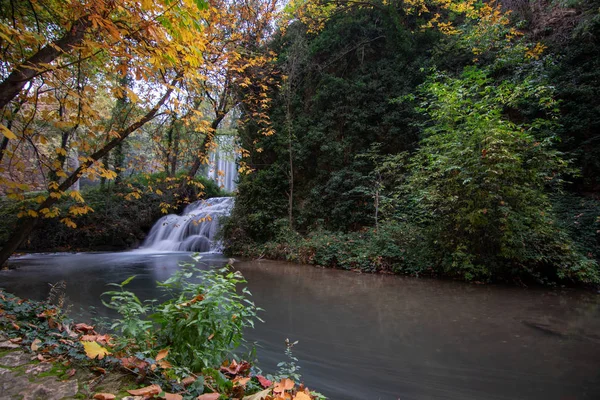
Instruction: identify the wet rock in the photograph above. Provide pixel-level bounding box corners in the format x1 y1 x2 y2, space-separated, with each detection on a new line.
0 341 20 350
25 363 53 375
20 377 78 400
0 365 79 400
0 351 31 367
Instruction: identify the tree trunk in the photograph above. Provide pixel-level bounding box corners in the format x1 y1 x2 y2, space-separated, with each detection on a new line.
0 76 178 266
0 218 40 265
0 16 91 109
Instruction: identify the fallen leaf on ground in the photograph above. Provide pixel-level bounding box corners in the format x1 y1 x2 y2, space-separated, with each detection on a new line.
126 384 161 396
165 393 183 400
66 368 76 377
37 309 58 318
182 376 196 387
120 356 149 370
220 359 251 375
293 393 311 400
233 376 251 387
82 341 111 360
273 379 294 393
242 389 272 400
31 338 42 351
197 394 220 400
9 337 22 344
81 334 113 346
256 375 272 388
74 323 95 333
91 366 107 374
93 393 116 400
156 348 169 361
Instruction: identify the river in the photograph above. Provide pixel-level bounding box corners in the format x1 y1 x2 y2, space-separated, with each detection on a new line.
1 251 599 400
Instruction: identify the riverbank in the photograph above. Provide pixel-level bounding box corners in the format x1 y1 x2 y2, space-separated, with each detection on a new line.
0 270 323 400
225 226 600 288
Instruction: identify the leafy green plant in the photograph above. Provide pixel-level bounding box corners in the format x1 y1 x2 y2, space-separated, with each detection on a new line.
102 255 261 374
270 339 302 382
150 258 261 371
101 276 154 348
400 64 599 283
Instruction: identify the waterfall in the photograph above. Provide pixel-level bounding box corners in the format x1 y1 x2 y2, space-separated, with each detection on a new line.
141 197 234 253
206 135 238 192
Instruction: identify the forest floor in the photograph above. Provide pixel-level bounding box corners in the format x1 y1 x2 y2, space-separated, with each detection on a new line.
0 332 136 399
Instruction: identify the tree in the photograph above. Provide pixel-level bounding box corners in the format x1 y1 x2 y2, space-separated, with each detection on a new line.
397 1 599 282
0 0 211 264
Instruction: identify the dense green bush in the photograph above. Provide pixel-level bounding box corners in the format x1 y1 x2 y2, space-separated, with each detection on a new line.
102 259 260 372
227 222 432 275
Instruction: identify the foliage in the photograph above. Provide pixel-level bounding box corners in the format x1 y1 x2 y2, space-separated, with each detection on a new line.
101 258 260 372
0 281 324 399
230 1 438 240
151 262 262 371
0 173 226 252
101 276 154 344
225 0 600 285
400 65 598 283
267 339 302 383
228 222 431 276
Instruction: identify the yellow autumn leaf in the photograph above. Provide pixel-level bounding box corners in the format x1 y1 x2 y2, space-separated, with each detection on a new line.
27 210 39 217
69 191 85 203
82 341 111 360
60 218 77 229
0 123 17 140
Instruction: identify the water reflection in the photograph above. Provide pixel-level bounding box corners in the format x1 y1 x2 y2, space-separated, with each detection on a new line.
1 254 600 400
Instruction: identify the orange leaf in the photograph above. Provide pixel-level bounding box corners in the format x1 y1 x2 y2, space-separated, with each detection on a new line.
273 378 294 393
91 366 107 374
293 393 311 400
74 323 95 333
182 376 196 387
93 393 116 400
156 348 169 361
126 384 161 396
120 356 149 370
165 393 183 400
233 376 251 387
197 394 220 400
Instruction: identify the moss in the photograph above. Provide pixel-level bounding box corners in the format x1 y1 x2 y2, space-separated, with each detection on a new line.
34 362 68 379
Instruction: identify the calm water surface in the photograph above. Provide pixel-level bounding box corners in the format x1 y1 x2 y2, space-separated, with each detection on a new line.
1 252 600 400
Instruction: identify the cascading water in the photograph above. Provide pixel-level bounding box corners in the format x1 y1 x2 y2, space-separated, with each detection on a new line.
141 197 234 252
206 135 238 192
